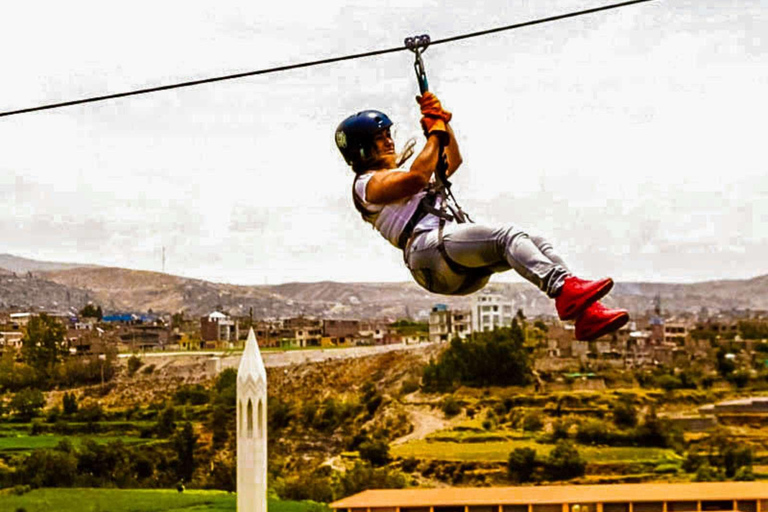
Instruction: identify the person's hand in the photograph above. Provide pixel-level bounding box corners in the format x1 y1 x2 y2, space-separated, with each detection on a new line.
416 92 452 122
420 116 449 143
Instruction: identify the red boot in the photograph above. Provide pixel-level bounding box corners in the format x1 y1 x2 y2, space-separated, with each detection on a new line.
555 275 614 321
574 302 629 341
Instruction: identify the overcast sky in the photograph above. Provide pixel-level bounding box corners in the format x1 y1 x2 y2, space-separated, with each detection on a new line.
1 0 765 286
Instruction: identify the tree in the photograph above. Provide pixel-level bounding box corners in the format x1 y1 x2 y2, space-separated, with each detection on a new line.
209 403 230 449
544 441 585 481
612 397 638 429
358 438 390 467
422 323 532 390
10 388 45 421
21 314 66 381
156 404 177 437
127 355 143 376
715 348 736 379
508 447 538 483
173 422 198 483
62 392 78 415
79 304 103 320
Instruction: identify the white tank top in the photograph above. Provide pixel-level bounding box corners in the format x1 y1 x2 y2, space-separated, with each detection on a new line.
354 170 442 248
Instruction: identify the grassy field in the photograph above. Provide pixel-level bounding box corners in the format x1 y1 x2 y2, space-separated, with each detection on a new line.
0 488 327 512
0 435 150 453
392 438 677 463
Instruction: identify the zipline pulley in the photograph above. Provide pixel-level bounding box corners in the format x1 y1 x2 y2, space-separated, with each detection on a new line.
404 34 431 95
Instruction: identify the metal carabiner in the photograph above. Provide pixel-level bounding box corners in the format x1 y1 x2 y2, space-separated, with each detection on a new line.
404 34 431 94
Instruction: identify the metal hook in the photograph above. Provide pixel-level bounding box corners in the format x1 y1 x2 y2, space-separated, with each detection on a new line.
404 34 431 94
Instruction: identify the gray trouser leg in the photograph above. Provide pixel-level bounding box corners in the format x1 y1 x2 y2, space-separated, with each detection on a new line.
406 223 570 297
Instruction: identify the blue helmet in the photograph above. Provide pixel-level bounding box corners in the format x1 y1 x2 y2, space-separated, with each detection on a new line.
335 110 393 169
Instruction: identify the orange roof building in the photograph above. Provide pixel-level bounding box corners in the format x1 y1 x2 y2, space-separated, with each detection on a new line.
331 482 768 512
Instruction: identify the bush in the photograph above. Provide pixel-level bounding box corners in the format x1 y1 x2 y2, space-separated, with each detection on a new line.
655 374 683 392
522 411 544 432
576 419 613 445
174 384 210 405
141 364 156 375
508 447 538 483
734 466 755 481
694 462 723 482
612 398 638 429
127 355 143 376
358 438 391 467
544 440 585 481
441 396 462 418
62 392 78 415
551 419 570 440
19 449 78 488
10 388 46 421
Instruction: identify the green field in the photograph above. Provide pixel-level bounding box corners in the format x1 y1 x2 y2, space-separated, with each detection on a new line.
392 438 677 463
0 435 150 453
0 488 327 512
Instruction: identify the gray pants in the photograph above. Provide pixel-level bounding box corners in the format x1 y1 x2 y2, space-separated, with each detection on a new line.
405 222 570 297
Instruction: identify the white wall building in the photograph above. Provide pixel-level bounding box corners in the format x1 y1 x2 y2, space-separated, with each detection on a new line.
471 292 515 333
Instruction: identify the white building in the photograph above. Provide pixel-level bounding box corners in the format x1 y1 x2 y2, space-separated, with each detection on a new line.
471 292 515 332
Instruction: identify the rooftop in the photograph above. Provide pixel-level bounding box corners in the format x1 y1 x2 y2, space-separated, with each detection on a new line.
331 482 768 508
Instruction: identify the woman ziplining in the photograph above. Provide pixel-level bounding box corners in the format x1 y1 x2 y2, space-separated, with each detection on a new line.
334 36 630 342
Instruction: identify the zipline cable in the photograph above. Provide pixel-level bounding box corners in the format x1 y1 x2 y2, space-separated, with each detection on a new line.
0 0 653 119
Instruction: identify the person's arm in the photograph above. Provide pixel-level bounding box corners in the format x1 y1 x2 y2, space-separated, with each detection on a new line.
444 124 462 178
365 134 443 204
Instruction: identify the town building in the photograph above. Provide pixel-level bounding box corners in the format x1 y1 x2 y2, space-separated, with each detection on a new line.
200 311 240 349
323 319 361 345
331 482 768 512
429 304 471 343
471 291 515 332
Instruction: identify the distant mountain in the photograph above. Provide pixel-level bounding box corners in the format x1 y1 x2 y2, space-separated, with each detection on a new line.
0 254 99 274
1 254 766 320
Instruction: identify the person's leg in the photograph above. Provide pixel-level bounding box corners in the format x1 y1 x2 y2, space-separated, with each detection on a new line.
439 223 569 298
529 233 569 272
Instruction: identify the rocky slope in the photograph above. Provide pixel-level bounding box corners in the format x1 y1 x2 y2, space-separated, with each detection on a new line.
1 254 766 319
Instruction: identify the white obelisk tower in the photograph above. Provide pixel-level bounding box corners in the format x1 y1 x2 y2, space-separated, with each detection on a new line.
237 328 267 512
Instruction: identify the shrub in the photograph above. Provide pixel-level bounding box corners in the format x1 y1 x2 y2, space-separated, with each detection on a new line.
551 419 570 440
612 398 638 429
10 388 45 421
358 438 391 467
62 392 78 415
507 447 538 483
576 419 613 445
174 384 210 405
655 374 683 392
19 449 78 488
544 441 585 481
441 396 462 418
127 355 143 376
522 411 544 432
734 466 755 481
142 364 156 375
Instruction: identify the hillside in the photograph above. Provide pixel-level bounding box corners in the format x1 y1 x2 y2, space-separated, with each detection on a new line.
0 254 766 319
0 253 98 273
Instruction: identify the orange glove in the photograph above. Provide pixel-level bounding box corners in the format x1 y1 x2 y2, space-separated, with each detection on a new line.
420 116 448 142
416 92 452 122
